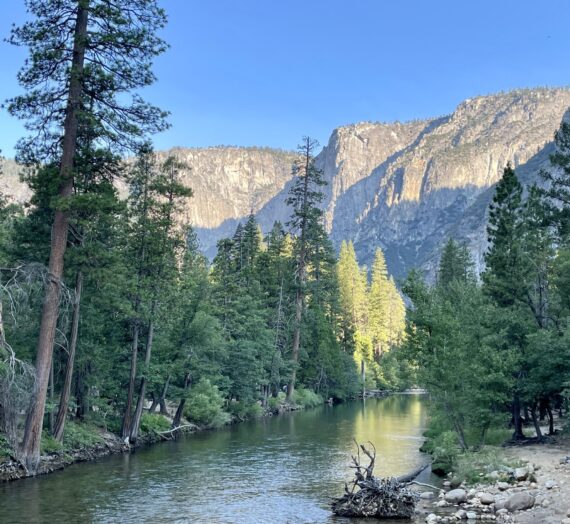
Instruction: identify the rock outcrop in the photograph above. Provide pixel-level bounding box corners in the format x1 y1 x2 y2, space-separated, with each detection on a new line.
2 88 570 276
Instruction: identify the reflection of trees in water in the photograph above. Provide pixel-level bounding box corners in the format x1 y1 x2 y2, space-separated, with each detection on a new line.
352 395 427 477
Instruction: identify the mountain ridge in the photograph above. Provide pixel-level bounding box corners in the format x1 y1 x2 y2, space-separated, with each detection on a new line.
2 87 569 276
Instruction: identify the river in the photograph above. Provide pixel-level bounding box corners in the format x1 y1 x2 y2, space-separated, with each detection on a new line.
0 394 431 523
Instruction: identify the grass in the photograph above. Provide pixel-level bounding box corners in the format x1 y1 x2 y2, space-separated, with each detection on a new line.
453 447 527 485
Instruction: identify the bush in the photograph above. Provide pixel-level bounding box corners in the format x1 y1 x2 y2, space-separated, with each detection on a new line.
184 379 230 428
41 432 63 454
140 413 171 435
229 401 263 421
63 421 103 449
430 431 460 475
292 387 323 408
0 433 14 459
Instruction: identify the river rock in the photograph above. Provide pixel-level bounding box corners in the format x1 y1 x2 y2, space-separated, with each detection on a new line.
420 491 435 500
426 513 438 523
497 482 511 491
562 519 570 524
455 509 467 519
477 492 495 505
445 489 467 504
466 512 477 520
504 492 535 512
514 467 528 481
545 479 557 489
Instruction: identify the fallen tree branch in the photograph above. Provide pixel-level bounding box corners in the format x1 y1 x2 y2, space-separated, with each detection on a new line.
332 442 419 519
407 480 440 491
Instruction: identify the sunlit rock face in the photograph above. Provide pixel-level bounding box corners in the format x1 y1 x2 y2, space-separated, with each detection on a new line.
317 88 570 276
2 88 570 276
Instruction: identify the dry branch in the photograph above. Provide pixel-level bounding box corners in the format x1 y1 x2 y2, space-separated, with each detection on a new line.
331 442 420 520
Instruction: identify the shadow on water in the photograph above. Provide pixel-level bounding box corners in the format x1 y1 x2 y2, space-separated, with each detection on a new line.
0 394 430 524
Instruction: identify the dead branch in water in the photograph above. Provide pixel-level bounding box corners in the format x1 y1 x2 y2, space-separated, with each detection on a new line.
331 441 419 519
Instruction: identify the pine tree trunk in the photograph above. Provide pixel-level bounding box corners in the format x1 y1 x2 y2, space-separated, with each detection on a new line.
159 375 170 416
49 359 54 434
148 393 159 413
121 322 139 439
53 271 83 442
512 393 525 440
172 372 190 428
20 2 90 472
129 318 155 443
287 288 303 402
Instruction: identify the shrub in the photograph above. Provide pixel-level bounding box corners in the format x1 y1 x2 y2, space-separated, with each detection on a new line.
41 432 63 454
63 421 103 449
293 387 323 408
0 434 14 459
140 413 171 435
184 378 230 428
430 431 460 475
229 401 263 421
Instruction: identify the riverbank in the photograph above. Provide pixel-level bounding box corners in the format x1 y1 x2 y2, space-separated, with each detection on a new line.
0 391 346 483
413 434 570 523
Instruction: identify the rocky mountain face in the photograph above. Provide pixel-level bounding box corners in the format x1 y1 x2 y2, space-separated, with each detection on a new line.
2 88 569 276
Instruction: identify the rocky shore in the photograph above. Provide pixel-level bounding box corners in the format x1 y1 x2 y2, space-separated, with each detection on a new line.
416 441 570 524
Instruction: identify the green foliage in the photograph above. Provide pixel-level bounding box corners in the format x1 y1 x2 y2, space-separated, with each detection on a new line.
40 432 64 454
292 387 323 408
184 379 230 428
228 401 263 421
0 434 14 459
62 421 103 450
139 414 171 435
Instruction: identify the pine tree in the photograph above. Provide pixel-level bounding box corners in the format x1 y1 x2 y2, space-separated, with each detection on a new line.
7 0 168 470
368 248 390 356
438 239 474 287
284 137 326 401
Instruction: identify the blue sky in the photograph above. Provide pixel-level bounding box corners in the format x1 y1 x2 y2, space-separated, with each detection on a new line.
1 0 570 157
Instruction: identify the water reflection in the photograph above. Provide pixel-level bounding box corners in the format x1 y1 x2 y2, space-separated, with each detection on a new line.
0 394 428 524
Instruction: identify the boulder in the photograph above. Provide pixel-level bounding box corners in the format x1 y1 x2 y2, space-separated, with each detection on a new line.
514 467 528 481
444 488 467 504
504 492 535 512
477 492 495 505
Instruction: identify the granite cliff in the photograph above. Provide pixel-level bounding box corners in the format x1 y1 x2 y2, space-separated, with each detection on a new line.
2 88 569 276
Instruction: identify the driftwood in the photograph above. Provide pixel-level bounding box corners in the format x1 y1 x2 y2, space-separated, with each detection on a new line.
331 442 420 520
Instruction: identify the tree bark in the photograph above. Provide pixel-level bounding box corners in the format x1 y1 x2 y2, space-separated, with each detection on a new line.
172 372 190 428
121 321 139 439
529 404 542 440
53 270 83 442
159 375 170 416
129 318 154 443
512 392 525 440
546 403 554 435
20 3 90 471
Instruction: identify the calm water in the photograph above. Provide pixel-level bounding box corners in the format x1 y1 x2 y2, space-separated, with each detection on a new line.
0 395 430 524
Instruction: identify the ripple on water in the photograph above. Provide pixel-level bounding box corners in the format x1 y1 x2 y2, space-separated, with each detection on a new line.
0 395 429 523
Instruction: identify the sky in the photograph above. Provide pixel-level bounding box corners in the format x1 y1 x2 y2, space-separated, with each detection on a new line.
1 0 570 158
